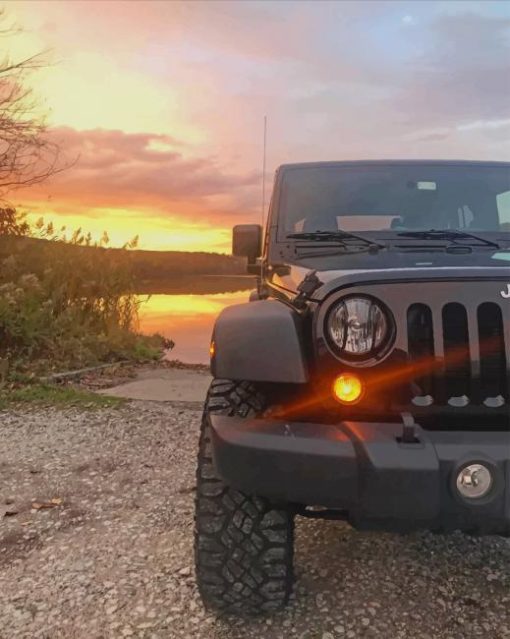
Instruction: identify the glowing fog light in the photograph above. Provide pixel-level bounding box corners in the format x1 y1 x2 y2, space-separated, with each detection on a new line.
456 464 493 500
332 373 364 404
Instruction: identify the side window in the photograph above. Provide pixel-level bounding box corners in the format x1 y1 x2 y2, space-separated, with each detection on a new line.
497 190 510 230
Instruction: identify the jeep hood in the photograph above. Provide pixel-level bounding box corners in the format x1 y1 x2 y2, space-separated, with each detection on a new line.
269 248 510 301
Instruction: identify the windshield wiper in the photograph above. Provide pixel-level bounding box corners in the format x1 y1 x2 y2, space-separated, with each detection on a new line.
396 229 500 249
287 231 384 251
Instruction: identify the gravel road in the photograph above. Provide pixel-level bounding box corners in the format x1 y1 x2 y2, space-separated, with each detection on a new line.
1 402 509 639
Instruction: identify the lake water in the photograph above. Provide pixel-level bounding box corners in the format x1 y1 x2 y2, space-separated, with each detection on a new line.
137 279 254 364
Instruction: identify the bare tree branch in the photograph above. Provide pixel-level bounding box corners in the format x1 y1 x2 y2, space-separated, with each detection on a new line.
0 9 68 202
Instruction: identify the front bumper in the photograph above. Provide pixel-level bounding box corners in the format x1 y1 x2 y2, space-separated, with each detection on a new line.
209 415 510 535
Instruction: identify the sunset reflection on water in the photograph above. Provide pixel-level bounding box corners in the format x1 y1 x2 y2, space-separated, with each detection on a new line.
137 290 251 364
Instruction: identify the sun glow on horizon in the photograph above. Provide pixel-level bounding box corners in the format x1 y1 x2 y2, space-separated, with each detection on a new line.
23 209 232 253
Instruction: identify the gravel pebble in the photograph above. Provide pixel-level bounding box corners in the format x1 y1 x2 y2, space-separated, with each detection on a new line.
1 402 509 638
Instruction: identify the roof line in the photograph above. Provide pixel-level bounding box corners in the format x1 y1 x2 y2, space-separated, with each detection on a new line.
278 159 510 170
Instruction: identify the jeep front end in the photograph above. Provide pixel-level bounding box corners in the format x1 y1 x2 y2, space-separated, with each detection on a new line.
195 160 510 614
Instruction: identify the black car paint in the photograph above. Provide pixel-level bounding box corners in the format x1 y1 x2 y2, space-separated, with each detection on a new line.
209 160 510 535
210 413 510 535
213 250 510 386
267 247 510 299
211 299 309 384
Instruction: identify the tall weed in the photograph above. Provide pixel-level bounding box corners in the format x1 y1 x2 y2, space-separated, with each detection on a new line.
0 222 167 376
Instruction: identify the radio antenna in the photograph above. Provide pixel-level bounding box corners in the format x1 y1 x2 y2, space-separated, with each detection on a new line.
261 115 267 227
259 115 267 286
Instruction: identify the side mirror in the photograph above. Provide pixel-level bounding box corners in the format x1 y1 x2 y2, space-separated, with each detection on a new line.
232 224 262 265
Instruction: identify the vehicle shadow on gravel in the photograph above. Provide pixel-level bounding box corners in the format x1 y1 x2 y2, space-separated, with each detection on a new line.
219 517 510 639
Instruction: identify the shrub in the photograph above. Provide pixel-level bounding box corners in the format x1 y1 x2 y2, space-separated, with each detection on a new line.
0 217 169 377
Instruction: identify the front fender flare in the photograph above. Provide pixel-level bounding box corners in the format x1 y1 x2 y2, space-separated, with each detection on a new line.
211 300 309 383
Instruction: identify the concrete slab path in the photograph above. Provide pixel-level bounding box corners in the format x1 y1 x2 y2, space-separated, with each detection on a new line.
98 368 212 405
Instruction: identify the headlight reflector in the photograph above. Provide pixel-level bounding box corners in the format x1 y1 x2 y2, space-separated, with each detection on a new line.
327 296 391 360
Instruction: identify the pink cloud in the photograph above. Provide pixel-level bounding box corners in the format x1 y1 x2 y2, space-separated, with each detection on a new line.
18 127 260 223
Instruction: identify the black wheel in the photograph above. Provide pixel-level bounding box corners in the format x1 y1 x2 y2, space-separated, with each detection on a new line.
194 379 295 615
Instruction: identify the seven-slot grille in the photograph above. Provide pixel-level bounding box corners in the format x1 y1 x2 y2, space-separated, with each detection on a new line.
407 299 508 408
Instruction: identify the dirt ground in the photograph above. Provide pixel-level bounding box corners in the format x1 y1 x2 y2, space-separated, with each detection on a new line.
1 401 509 639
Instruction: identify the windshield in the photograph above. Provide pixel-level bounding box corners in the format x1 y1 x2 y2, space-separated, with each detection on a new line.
278 163 510 237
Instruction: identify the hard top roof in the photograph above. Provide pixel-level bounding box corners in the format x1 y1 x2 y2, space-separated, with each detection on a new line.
278 159 510 172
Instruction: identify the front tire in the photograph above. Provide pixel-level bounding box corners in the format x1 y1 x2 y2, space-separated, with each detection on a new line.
194 379 295 615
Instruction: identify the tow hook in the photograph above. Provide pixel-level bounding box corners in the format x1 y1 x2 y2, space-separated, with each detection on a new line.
399 412 420 444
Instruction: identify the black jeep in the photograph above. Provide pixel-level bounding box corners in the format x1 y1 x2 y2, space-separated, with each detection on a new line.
194 160 510 615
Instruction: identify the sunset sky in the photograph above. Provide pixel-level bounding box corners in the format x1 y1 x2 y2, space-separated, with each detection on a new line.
6 0 510 252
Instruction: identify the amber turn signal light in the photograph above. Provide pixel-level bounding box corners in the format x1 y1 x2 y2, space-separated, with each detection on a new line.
332 373 364 404
209 340 216 359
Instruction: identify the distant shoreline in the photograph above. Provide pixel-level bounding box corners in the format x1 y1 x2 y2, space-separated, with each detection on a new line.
3 235 250 281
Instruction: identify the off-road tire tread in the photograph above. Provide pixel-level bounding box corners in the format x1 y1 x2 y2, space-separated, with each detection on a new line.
194 379 294 615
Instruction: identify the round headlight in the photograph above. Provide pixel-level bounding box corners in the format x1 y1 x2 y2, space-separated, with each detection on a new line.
326 295 392 361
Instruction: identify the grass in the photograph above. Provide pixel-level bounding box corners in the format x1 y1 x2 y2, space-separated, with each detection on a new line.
0 383 124 410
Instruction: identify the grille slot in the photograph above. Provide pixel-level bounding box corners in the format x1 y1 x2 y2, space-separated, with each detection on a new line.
442 303 471 401
407 304 434 396
478 302 506 399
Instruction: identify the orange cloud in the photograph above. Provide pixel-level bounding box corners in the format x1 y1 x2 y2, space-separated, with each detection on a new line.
14 127 261 250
